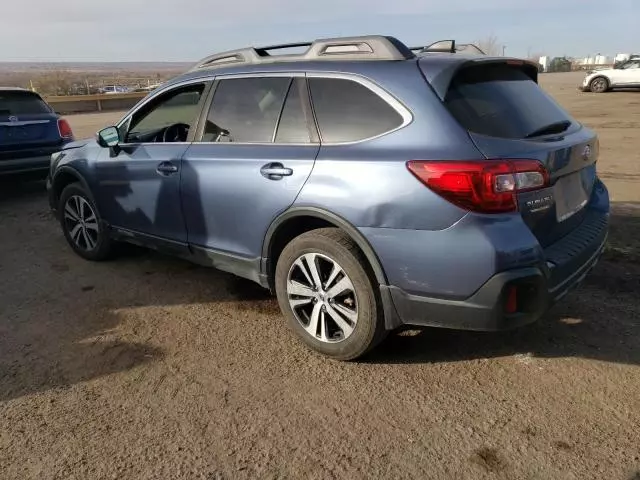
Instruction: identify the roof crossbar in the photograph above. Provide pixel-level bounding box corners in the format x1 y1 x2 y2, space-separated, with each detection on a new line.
189 35 416 71
254 42 313 55
411 40 485 55
412 40 457 54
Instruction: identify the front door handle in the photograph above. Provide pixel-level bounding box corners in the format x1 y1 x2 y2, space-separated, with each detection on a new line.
156 161 179 176
260 162 293 180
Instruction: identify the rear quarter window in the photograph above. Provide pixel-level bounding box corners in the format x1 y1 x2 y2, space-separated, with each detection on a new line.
444 64 574 139
0 91 52 116
308 77 404 143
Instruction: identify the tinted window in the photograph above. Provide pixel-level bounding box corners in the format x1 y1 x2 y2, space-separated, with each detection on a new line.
444 65 573 139
127 84 205 140
308 78 403 143
0 91 51 116
203 77 290 143
275 80 313 143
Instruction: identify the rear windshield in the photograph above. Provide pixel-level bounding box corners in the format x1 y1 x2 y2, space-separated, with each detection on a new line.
0 91 51 116
444 64 573 139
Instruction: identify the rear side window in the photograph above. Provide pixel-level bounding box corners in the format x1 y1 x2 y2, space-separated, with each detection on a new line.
0 91 51 116
444 64 573 139
308 78 403 143
203 77 290 143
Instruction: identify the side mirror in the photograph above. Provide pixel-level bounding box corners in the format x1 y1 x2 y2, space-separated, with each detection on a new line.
97 126 120 148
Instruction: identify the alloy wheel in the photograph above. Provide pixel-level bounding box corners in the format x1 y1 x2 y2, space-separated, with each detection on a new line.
286 253 358 343
591 78 608 93
63 195 99 251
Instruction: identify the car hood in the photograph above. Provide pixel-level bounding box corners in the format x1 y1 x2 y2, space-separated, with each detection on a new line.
62 138 92 150
586 68 613 75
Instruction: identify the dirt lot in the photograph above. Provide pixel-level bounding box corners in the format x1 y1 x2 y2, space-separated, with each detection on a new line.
1 72 639 480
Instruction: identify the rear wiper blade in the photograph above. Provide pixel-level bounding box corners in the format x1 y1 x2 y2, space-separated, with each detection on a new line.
524 120 571 138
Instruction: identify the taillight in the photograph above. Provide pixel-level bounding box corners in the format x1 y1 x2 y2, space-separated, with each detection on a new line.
57 118 74 139
406 159 549 213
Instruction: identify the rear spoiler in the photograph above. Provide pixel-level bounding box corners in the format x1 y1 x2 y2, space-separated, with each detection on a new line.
410 40 486 56
421 57 540 101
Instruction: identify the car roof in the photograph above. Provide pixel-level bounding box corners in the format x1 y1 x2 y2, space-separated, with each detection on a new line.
0 87 33 92
163 36 494 85
165 51 525 93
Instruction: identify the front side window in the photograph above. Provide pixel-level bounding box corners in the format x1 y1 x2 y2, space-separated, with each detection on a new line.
125 83 206 143
308 77 404 143
202 77 290 143
622 61 640 70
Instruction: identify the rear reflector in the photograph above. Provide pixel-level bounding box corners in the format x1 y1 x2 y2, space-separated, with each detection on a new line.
406 159 549 213
505 285 518 314
57 118 74 139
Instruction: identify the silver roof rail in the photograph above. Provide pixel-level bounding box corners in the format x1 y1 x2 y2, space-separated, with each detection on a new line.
410 40 486 55
189 35 416 71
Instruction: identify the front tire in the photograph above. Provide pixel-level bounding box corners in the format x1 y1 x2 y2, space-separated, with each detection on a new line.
275 228 387 361
589 76 610 93
58 182 112 261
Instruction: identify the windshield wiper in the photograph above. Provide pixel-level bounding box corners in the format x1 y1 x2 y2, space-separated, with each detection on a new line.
524 120 571 138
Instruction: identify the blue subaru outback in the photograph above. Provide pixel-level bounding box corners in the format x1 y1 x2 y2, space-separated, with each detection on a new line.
46 36 609 360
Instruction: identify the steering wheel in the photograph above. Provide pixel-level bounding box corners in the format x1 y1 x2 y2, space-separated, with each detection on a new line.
162 123 190 143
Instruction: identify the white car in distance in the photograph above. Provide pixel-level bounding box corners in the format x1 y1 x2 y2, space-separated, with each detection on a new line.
580 59 640 93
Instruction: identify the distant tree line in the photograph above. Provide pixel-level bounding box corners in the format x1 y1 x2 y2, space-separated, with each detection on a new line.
0 69 181 96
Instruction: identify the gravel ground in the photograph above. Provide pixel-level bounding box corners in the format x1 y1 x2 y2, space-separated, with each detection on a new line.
1 72 639 480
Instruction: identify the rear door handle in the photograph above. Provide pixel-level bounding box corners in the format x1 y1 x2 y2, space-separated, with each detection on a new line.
156 161 179 175
260 163 293 180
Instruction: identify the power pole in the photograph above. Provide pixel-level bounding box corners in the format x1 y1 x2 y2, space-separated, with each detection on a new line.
502 45 506 56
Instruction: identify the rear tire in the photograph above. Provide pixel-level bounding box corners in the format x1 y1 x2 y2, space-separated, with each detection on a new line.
58 182 113 261
275 228 387 361
589 76 610 93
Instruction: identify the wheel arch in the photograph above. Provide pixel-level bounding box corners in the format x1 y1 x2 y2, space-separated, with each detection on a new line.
261 207 388 289
51 166 93 207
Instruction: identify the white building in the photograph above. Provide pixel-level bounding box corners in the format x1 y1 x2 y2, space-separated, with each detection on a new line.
581 55 613 66
539 56 551 72
595 55 611 65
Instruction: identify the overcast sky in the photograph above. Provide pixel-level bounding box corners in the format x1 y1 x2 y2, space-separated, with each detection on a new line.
0 0 636 61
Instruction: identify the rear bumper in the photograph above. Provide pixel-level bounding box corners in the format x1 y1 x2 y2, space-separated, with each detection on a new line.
0 155 51 175
0 141 69 176
384 208 608 331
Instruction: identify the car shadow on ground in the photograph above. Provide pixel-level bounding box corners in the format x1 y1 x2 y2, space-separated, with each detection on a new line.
0 178 276 403
0 177 48 202
1 181 638 401
0 266 274 403
365 287 639 366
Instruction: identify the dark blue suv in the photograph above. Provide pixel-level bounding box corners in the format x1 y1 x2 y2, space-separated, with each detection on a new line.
1 87 74 176
46 36 609 360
